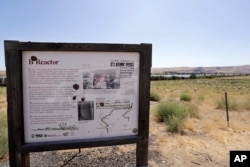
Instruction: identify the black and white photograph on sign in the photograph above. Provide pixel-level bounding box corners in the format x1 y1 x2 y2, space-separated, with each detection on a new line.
83 73 92 89
83 68 120 89
78 101 94 121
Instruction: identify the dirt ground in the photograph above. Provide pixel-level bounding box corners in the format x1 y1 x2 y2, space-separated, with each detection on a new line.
148 101 250 167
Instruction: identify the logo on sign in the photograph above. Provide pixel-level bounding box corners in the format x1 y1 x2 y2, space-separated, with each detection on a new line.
230 151 249 167
29 56 59 65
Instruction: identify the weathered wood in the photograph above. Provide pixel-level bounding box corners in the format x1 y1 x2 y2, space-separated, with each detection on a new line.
19 136 140 153
225 92 229 127
4 40 145 52
5 47 30 167
136 44 152 167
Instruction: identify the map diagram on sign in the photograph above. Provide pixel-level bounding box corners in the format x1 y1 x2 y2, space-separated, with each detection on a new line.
96 100 136 134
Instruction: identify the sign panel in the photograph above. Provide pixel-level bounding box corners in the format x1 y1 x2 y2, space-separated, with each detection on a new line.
22 51 139 143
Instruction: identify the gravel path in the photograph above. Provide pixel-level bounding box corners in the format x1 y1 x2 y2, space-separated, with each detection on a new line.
0 144 167 167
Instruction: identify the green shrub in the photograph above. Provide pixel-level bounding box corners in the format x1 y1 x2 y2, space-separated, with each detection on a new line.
150 92 161 102
180 93 191 101
165 115 185 133
0 112 8 159
156 102 187 133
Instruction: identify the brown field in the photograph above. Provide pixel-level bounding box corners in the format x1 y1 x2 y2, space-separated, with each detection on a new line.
0 87 6 112
0 71 6 76
0 76 250 166
149 76 250 166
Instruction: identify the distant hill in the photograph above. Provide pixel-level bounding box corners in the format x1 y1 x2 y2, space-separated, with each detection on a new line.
152 65 250 74
1 65 250 76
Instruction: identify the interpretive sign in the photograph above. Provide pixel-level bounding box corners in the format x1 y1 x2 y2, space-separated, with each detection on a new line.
5 41 152 167
22 51 139 142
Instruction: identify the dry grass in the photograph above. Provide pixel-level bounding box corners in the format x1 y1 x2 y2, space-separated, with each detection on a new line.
150 76 250 166
0 103 7 112
0 111 7 159
0 87 7 160
0 71 6 76
184 118 196 132
0 87 7 113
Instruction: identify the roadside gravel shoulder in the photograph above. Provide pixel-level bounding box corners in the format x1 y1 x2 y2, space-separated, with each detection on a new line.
0 144 167 167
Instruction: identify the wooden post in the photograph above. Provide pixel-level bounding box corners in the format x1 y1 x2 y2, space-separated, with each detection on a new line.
225 92 229 128
136 44 152 167
5 45 30 167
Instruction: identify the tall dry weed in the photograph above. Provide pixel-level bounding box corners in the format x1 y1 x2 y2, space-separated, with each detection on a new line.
242 96 250 110
0 112 8 159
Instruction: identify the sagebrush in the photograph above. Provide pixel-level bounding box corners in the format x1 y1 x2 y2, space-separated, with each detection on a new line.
156 102 187 133
180 92 191 101
150 92 161 102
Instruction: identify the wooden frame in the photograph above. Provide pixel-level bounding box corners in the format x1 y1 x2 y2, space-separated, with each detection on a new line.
5 40 152 167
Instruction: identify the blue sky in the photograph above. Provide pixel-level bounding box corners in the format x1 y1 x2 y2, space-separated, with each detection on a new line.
1 0 250 70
